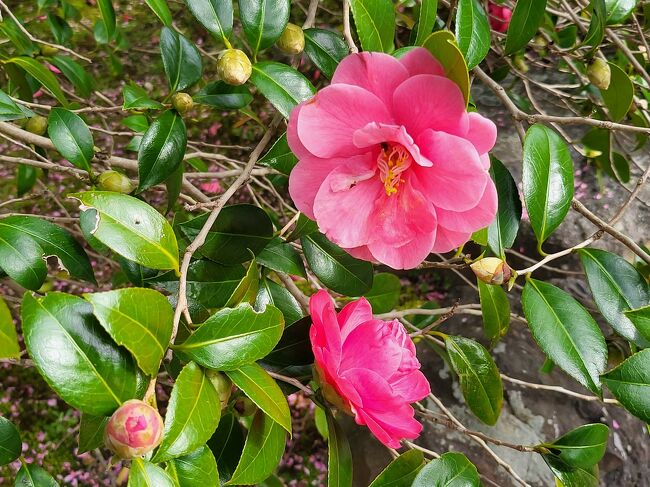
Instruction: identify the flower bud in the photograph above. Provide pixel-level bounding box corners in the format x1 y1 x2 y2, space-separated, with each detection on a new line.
206 370 232 410
171 92 194 114
25 116 48 136
276 23 305 55
104 400 164 459
587 59 611 90
97 170 134 194
217 49 252 86
470 257 512 286
40 45 59 56
513 56 529 74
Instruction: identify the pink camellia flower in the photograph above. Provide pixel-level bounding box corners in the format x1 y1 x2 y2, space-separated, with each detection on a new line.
288 48 498 269
488 3 513 33
309 290 430 448
104 399 164 458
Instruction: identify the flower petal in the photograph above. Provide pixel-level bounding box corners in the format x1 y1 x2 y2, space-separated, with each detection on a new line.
398 47 445 77
431 226 472 253
339 321 403 377
338 297 374 340
434 179 498 232
309 290 342 364
288 155 348 219
353 123 431 167
287 102 310 159
390 370 431 403
466 112 497 155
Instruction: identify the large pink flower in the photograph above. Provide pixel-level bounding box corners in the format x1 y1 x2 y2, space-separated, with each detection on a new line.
288 47 498 269
309 290 430 448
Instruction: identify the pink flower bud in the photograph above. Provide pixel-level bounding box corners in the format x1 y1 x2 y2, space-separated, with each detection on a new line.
104 400 164 458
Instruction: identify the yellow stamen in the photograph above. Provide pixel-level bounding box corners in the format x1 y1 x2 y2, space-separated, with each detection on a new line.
378 145 411 196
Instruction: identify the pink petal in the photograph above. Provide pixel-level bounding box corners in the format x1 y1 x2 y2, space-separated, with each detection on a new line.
332 52 409 108
357 407 422 448
369 234 436 270
434 179 498 232
398 47 445 77
340 322 404 377
338 298 374 340
466 112 497 155
297 84 393 158
431 226 472 253
345 245 376 263
353 123 431 167
309 290 342 363
287 102 310 159
390 370 431 403
480 153 491 170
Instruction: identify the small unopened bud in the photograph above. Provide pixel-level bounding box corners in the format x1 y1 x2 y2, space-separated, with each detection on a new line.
532 36 547 48
26 116 48 136
171 92 194 114
98 170 134 194
40 45 59 56
234 397 257 416
217 49 252 86
471 257 512 286
206 370 232 410
588 59 611 90
276 23 305 55
513 56 529 74
104 399 164 459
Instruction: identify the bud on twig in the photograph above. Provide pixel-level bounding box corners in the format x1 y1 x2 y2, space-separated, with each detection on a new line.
98 170 134 194
104 400 164 459
470 257 512 286
40 45 59 56
276 23 305 55
172 92 194 114
206 370 232 410
26 116 48 136
587 58 611 90
217 49 252 86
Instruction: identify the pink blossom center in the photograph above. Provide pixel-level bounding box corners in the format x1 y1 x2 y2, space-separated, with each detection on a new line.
377 143 412 196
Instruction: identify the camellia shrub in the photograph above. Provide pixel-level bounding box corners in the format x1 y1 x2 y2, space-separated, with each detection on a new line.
0 0 649 485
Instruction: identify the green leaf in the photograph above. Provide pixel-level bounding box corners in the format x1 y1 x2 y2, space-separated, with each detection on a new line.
579 248 650 346
78 414 109 454
186 0 233 42
258 133 297 175
225 258 260 307
543 455 599 487
22 292 145 416
263 315 314 367
84 288 173 376
412 452 480 487
226 409 286 485
0 416 21 466
602 349 650 423
478 280 510 345
364 272 401 313
47 14 72 46
421 31 470 105
625 305 650 342
522 124 574 251
47 108 94 172
544 424 609 469
48 56 94 98
166 162 184 213
250 62 316 118
599 62 634 122
238 0 290 54
153 362 221 462
302 232 373 296
0 88 34 121
175 303 284 370
504 0 548 55
522 279 607 395
169 446 219 487
415 0 438 46
256 278 304 326
455 0 490 69
123 82 163 110
226 362 291 434
122 114 149 133
256 238 305 277
97 0 116 40
0 297 20 359
137 109 187 192
584 0 606 48
69 191 179 271
286 213 318 241
445 335 503 425
6 57 67 106
350 0 395 53
17 164 38 197
605 0 636 24
160 27 203 92
145 0 173 26
303 28 348 79
487 157 521 257
326 412 353 487
128 459 177 487
368 449 424 487
180 204 274 265
15 464 60 487
194 81 252 109
0 17 37 55
208 413 246 483
0 224 47 290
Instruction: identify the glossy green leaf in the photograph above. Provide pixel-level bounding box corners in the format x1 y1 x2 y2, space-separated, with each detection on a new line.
186 0 233 41
153 362 221 462
117 256 158 287
412 452 480 487
22 292 145 416
415 0 438 46
128 459 177 487
368 449 424 487
605 0 636 24
194 81 252 109
303 28 348 79
48 56 94 98
0 224 47 290
579 248 650 346
584 0 606 47
256 238 305 277
522 279 607 395
165 162 184 213
145 0 172 26
208 413 246 483
84 288 173 376
445 335 503 425
455 0 490 69
15 464 59 487
350 0 395 53
326 412 353 487
180 204 274 265
504 0 548 55
0 88 34 121
47 108 94 172
522 124 574 250
302 232 373 296
122 114 149 133
600 62 634 122
123 83 163 110
256 278 304 326
238 0 289 53
249 62 316 118
0 416 21 465
544 423 609 469
286 213 318 241
0 17 37 55
625 305 650 342
47 14 72 45
263 315 314 367
602 349 650 423
78 413 109 454
365 272 401 313
16 163 38 197
6 57 67 106
487 157 521 257
97 0 116 40
169 446 219 487
226 362 291 434
69 191 179 271
137 109 187 191
0 297 20 359
422 31 470 105
160 27 203 91
225 258 259 307
258 133 297 175
543 455 599 487
478 280 510 345
175 303 284 370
